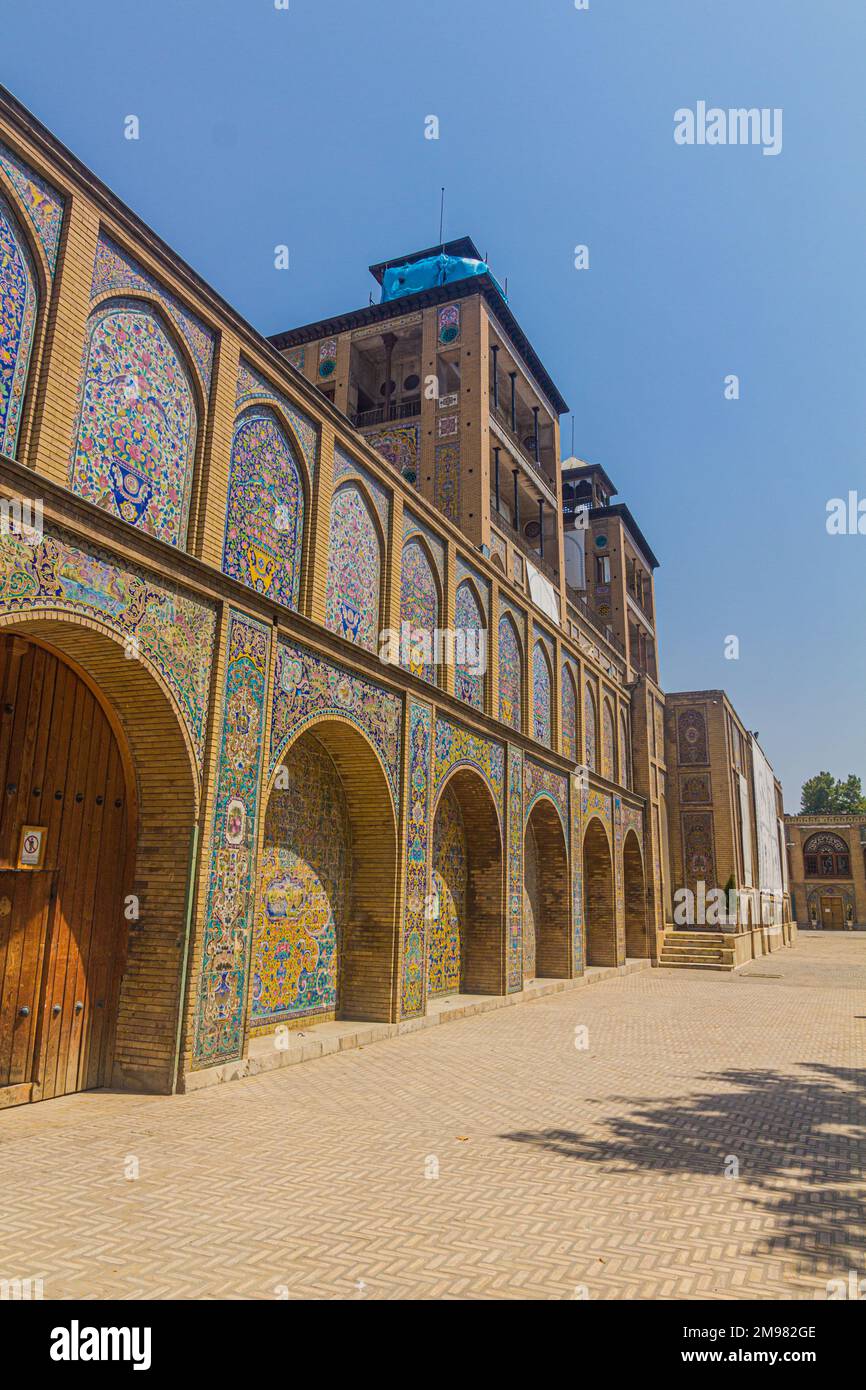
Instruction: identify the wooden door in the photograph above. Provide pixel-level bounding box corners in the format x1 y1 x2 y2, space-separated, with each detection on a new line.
0 636 131 1107
821 897 845 930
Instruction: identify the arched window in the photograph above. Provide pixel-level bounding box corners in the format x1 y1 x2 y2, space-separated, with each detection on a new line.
603 699 616 781
619 709 631 789
561 664 577 761
325 482 381 651
70 299 198 546
454 581 485 710
498 614 522 730
400 538 438 684
223 406 304 608
0 189 38 457
584 684 598 772
532 642 552 746
803 832 851 878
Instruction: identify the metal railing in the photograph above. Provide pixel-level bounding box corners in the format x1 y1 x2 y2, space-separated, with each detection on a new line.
491 506 559 584
353 398 421 428
566 585 625 656
490 403 557 493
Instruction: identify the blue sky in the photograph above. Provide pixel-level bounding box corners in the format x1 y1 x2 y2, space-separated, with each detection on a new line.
3 0 863 806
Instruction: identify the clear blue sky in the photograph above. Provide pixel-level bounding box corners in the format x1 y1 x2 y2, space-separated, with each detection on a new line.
3 0 864 807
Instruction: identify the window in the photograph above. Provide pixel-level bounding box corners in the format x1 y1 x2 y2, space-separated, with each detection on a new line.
803 833 852 878
595 555 611 585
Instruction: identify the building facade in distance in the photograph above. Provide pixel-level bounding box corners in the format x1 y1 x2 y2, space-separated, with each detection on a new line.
785 815 866 930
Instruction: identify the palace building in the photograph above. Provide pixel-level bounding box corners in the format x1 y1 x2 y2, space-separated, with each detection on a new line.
784 815 866 930
0 86 793 1109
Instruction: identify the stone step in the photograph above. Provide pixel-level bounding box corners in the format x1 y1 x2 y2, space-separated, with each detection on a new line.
658 959 735 971
660 945 734 959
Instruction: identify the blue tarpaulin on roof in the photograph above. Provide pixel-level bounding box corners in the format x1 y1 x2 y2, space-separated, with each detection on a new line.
381 253 505 303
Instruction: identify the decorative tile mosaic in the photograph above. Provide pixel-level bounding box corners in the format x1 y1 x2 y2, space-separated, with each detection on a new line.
507 747 524 991
614 796 625 954
454 580 485 711
318 337 337 378
438 303 460 344
561 663 578 762
571 771 583 972
489 531 507 572
584 684 598 771
285 346 305 371
401 700 432 1017
333 446 390 534
524 756 569 834
619 709 631 788
325 482 381 652
402 509 445 586
677 706 708 765
0 190 37 456
236 359 318 481
270 639 402 816
91 234 215 390
400 538 438 684
532 642 552 747
0 521 215 770
497 614 522 731
223 406 304 608
434 715 504 820
434 442 460 523
429 783 466 996
193 610 270 1066
251 734 350 1027
69 299 198 546
437 414 458 438
682 810 716 887
523 819 539 980
582 786 612 829
621 802 643 843
0 140 64 275
362 424 419 479
681 772 711 804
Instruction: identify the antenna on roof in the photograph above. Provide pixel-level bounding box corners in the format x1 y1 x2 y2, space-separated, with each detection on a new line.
571 415 575 455
439 187 445 248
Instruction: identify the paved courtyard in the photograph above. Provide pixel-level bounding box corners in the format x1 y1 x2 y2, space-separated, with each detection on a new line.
0 930 864 1301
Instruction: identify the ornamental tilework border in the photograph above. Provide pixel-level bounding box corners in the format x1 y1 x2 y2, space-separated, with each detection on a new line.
582 786 612 830
523 756 569 835
401 700 432 1017
363 424 420 480
571 773 584 973
456 556 490 623
507 747 524 992
0 140 64 275
192 610 270 1066
621 803 644 843
91 234 215 391
269 640 402 818
434 442 460 523
433 716 504 821
0 523 215 770
333 446 391 535
236 359 318 481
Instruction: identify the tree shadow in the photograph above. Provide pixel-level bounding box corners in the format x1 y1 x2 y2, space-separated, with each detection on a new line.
500 1065 866 1276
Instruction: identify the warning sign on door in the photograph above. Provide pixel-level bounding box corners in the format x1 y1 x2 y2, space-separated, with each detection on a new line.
18 825 46 868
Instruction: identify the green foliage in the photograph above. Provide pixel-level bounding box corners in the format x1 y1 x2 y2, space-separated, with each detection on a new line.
800 771 866 814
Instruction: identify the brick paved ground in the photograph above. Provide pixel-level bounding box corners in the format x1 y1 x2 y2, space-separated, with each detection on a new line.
0 930 863 1300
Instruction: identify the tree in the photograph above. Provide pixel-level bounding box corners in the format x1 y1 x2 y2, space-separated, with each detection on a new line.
800 771 866 814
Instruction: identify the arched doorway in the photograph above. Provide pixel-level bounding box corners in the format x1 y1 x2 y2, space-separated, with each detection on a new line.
0 634 133 1105
251 719 399 1030
623 829 649 958
523 798 570 980
429 769 504 997
583 816 615 966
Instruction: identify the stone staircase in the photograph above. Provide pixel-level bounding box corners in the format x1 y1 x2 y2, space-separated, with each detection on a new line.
658 930 738 971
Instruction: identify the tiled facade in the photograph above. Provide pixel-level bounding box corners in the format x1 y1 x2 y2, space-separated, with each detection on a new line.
0 87 791 1107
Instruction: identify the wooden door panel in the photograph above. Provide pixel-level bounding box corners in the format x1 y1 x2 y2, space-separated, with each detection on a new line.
0 636 130 1106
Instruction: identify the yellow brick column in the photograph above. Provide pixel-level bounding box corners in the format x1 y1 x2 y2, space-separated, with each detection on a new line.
189 328 241 566
489 575 500 724
306 421 335 626
29 192 100 487
443 539 456 698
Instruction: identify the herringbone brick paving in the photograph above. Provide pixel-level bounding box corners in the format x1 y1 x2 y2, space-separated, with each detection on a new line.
0 931 863 1300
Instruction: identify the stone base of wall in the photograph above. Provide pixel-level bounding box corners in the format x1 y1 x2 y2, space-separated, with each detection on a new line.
178 959 652 1094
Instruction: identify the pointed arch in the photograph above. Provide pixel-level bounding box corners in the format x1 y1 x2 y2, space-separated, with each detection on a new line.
583 815 615 966
497 612 522 731
325 480 383 652
69 297 199 547
584 682 598 772
400 534 440 684
523 795 570 980
454 578 486 711
430 764 505 996
222 405 307 609
532 641 553 746
619 708 631 789
603 697 617 781
0 187 39 457
561 661 578 761
623 828 649 958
